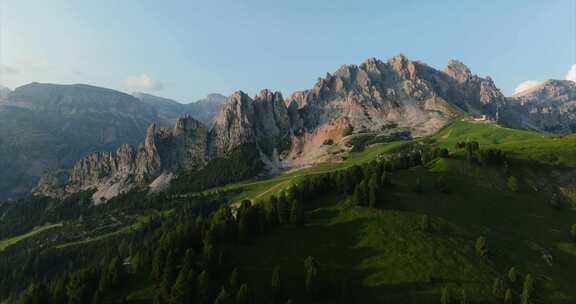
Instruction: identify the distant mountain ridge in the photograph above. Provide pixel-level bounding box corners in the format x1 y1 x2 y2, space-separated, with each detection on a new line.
0 82 224 199
133 92 226 126
503 79 576 132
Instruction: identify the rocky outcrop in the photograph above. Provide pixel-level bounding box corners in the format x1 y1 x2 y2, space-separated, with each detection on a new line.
48 115 208 203
502 80 576 132
411 58 506 116
209 90 291 157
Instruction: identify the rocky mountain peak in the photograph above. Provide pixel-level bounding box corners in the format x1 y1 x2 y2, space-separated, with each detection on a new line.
513 80 576 101
226 91 251 107
359 57 385 76
286 91 308 109
387 54 418 79
144 123 158 148
204 93 227 102
361 57 382 67
210 89 291 158
174 114 205 133
256 89 283 103
503 79 576 132
444 59 472 83
257 89 273 100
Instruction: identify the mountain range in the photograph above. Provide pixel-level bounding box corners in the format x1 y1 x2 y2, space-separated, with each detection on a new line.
0 83 225 199
31 55 576 203
3 55 576 304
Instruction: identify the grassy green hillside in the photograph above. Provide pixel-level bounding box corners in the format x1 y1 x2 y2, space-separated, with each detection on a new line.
3 120 576 303
207 120 576 303
228 159 576 303
0 223 63 251
232 194 497 303
433 119 576 167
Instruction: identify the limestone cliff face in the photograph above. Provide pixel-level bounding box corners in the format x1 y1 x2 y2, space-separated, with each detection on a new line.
210 92 258 157
134 124 162 183
37 55 511 202
503 80 576 132
286 55 501 138
411 58 505 116
209 90 291 157
55 115 207 203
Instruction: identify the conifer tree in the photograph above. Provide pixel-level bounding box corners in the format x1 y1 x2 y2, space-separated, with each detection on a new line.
420 214 431 232
198 271 212 304
492 278 504 298
435 175 448 193
161 251 177 299
508 267 517 284
459 288 468 304
97 268 109 293
228 268 239 295
52 278 68 304
440 287 450 304
235 284 251 304
267 196 279 225
475 236 488 258
380 170 391 187
171 268 196 304
349 165 363 186
368 175 379 208
289 199 304 225
415 177 423 194
91 291 101 304
521 274 534 304
153 293 164 304
109 257 123 288
203 239 215 269
151 248 166 283
277 194 290 224
353 180 368 206
182 248 196 272
67 270 94 304
504 288 513 303
271 265 282 303
214 287 232 304
19 283 50 304
304 256 319 295
507 176 519 192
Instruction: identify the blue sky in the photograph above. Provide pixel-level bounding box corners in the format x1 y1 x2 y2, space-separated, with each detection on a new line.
0 0 574 102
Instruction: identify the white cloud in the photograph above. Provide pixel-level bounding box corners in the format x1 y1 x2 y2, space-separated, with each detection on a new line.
0 64 18 75
0 54 52 88
513 80 542 95
566 64 576 82
124 74 162 92
13 54 51 71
